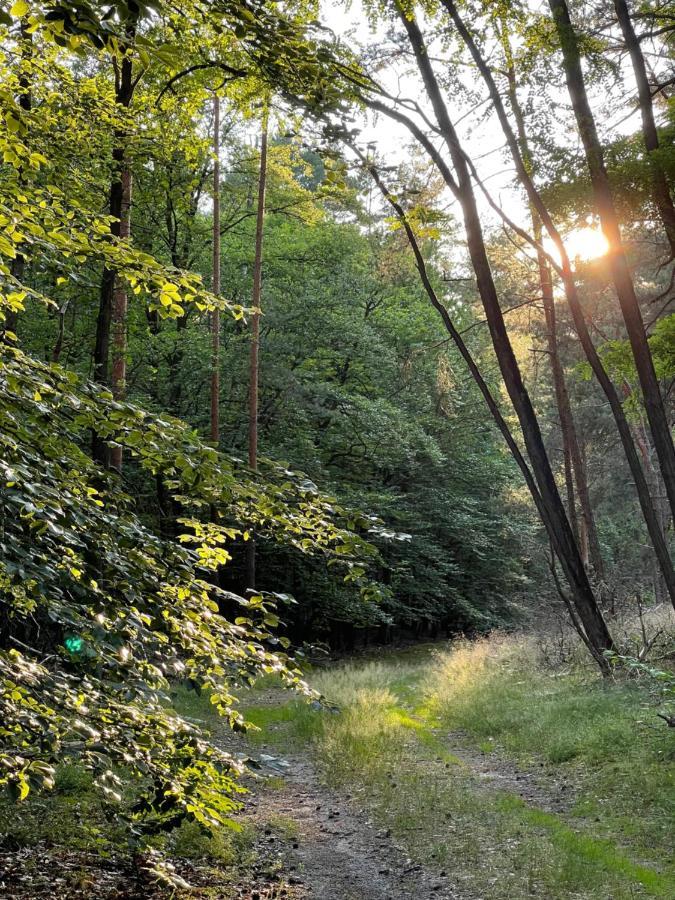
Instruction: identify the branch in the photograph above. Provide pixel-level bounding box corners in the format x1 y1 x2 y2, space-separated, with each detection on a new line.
156 62 248 105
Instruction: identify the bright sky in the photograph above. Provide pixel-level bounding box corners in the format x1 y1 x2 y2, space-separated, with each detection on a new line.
316 0 652 260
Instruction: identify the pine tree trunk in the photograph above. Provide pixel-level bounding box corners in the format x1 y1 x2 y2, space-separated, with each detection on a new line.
509 78 605 579
362 152 550 530
246 107 269 592
92 24 136 464
109 168 132 472
210 94 221 445
4 18 32 340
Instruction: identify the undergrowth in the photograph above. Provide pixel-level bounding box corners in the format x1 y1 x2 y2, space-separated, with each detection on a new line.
240 627 674 899
2 628 672 900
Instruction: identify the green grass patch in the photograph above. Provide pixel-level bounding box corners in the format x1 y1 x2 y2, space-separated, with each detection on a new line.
238 640 674 899
0 764 127 853
425 635 674 858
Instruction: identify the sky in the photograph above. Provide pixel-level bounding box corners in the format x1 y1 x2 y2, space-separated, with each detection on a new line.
317 0 537 258
314 0 654 258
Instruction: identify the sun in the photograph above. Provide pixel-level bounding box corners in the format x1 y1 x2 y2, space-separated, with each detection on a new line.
564 226 610 261
543 226 609 264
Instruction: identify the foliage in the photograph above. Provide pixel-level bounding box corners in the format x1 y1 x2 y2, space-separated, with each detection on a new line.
0 342 378 833
2 0 675 880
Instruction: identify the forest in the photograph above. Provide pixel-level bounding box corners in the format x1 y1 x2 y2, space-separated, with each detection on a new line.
0 0 673 898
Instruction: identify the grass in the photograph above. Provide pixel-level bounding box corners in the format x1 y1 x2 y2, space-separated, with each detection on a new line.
238 631 674 900
0 759 255 865
424 634 674 854
0 763 127 853
2 631 672 899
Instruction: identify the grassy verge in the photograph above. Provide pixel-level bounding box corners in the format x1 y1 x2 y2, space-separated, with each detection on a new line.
425 635 674 855
2 634 672 899
240 634 674 899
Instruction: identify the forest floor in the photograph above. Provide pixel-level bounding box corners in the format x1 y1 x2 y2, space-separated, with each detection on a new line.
1 629 673 900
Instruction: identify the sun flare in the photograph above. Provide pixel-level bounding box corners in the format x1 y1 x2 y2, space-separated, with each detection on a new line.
565 226 610 261
543 226 610 264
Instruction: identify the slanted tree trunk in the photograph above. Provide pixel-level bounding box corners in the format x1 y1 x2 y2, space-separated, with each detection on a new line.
435 0 674 604
623 381 672 610
613 0 675 257
500 49 605 580
246 106 269 592
358 148 547 521
549 0 675 524
538 245 606 580
210 94 221 445
393 6 614 667
92 21 136 464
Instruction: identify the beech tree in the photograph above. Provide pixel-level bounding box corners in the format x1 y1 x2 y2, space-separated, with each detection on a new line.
0 0 381 859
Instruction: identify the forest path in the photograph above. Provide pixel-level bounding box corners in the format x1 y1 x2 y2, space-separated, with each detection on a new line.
234 752 461 900
221 657 574 900
213 643 671 900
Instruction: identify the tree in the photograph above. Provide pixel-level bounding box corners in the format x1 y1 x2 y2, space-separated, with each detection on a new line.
424 0 674 606
246 104 269 590
211 93 221 445
93 4 139 466
549 0 675 524
358 3 615 667
612 0 675 257
0 0 383 855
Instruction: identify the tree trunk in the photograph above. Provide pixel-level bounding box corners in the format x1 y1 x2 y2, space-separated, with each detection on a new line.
613 0 675 257
210 94 221 445
109 167 132 472
92 24 136 464
549 0 675 524
360 150 548 525
395 6 614 668
436 0 674 603
4 18 32 340
502 54 605 579
246 106 269 592
623 381 674 611
534 220 604 581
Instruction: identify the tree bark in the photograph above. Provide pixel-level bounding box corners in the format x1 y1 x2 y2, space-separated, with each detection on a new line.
92 23 136 464
435 0 674 603
549 0 675 524
613 0 675 257
500 50 605 579
246 106 269 591
109 167 132 472
211 94 221 445
395 6 614 667
4 18 32 340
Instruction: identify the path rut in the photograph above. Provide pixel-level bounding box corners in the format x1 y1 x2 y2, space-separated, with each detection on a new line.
238 755 462 900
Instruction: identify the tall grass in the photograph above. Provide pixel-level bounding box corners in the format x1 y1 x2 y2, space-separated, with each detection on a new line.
256 633 674 898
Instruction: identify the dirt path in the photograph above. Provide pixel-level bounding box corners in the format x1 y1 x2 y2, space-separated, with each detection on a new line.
443 737 576 814
238 755 461 900
222 685 580 900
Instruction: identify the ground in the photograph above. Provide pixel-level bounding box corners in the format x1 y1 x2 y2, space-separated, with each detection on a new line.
1 632 673 899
